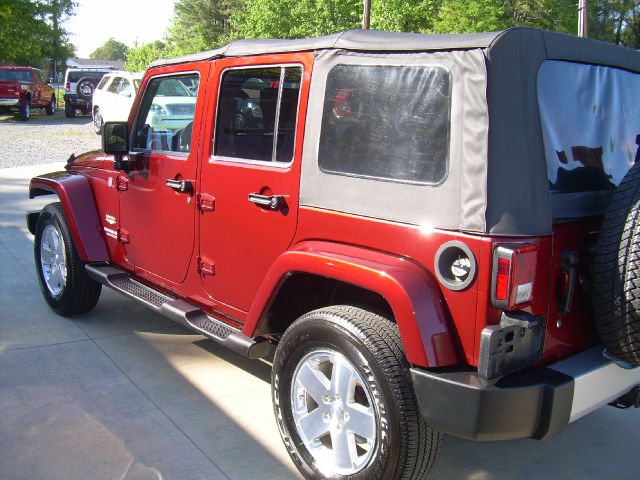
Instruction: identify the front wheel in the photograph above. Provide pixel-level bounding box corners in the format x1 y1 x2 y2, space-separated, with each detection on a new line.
19 98 31 120
93 106 103 134
272 306 441 480
34 203 101 316
46 95 56 115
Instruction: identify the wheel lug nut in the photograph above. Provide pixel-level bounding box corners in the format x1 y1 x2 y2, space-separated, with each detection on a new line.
323 394 331 403
344 412 349 420
323 412 331 421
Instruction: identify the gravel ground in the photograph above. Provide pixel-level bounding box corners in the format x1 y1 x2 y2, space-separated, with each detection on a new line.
0 110 100 168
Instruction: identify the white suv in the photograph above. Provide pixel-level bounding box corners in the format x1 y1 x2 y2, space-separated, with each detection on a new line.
91 71 143 134
63 67 116 118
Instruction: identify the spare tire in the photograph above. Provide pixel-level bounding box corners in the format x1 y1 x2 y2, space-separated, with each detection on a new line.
592 161 640 366
76 77 97 101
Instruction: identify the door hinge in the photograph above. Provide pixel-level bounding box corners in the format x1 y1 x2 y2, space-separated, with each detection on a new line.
197 256 215 275
116 176 129 191
197 193 215 212
118 228 130 244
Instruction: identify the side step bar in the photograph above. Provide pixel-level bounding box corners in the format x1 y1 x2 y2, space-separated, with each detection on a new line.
85 264 271 359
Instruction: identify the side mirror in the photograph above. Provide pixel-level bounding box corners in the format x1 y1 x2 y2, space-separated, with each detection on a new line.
102 122 129 170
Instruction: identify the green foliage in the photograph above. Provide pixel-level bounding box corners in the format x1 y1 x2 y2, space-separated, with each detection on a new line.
0 0 46 65
230 0 361 39
90 38 128 61
124 41 166 72
165 0 243 56
0 0 75 68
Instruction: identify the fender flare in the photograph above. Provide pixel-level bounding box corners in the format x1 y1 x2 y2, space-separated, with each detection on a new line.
244 241 462 368
29 171 108 262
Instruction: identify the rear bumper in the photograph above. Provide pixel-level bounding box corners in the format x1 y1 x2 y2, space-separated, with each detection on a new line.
64 94 89 107
411 346 640 441
0 98 20 107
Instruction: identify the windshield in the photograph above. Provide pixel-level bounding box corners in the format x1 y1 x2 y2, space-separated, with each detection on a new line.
0 69 31 82
156 79 194 97
133 79 141 91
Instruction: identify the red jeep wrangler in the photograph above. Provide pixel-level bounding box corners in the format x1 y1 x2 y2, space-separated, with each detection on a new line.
0 66 56 120
28 28 640 479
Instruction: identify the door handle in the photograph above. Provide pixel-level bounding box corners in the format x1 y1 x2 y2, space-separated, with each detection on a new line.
248 193 284 210
166 179 193 194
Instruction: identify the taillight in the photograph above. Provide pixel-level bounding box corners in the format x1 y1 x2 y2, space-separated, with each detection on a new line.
491 244 537 310
65 82 70 91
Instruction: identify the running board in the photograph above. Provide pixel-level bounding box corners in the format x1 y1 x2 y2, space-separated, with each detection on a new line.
85 264 271 359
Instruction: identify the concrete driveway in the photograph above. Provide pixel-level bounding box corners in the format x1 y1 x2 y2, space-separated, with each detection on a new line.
1 163 638 480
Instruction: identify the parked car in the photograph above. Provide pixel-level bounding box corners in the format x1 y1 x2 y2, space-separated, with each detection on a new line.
0 66 56 120
91 71 143 134
63 66 116 118
27 28 640 480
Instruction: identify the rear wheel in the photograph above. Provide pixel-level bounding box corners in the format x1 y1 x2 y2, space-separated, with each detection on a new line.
34 203 101 316
272 306 441 480
46 95 56 115
64 102 75 118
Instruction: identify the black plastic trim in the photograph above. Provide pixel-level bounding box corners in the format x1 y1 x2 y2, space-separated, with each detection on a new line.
26 211 40 235
411 365 574 441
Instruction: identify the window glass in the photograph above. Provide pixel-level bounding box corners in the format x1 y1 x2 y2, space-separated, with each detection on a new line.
119 78 132 95
0 69 31 82
107 77 122 93
132 73 199 154
133 79 141 91
96 76 110 90
538 60 640 193
318 65 451 185
214 66 301 163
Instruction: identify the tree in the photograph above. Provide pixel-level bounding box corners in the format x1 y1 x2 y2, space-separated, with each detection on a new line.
165 0 243 56
124 41 166 72
0 0 75 71
90 38 128 60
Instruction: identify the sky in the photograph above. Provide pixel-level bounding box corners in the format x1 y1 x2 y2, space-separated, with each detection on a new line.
65 0 176 58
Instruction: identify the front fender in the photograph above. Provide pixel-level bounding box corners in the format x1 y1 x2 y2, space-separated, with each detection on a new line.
29 171 108 262
244 241 462 368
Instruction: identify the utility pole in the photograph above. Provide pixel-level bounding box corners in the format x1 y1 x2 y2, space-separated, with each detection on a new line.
363 0 371 30
578 0 588 38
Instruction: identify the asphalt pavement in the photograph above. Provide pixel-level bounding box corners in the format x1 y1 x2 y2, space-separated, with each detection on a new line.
0 162 639 479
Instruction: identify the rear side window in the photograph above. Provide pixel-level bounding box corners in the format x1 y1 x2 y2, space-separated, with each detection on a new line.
67 71 107 83
214 66 302 163
318 65 451 185
539 61 640 193
96 76 111 90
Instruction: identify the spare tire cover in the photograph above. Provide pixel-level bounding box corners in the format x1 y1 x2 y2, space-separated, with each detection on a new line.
76 77 97 100
592 161 640 366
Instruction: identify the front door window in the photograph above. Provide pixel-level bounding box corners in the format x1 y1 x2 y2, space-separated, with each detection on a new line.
133 73 200 154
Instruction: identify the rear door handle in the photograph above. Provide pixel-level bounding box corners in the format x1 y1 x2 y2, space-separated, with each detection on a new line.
248 193 284 210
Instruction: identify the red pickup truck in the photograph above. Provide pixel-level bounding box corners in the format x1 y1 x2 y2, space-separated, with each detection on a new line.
0 66 56 120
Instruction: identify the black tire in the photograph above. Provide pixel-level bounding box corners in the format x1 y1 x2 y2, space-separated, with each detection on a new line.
76 77 96 101
34 203 101 316
93 106 103 134
272 306 441 480
46 95 56 115
19 97 31 120
593 161 640 366
65 102 75 118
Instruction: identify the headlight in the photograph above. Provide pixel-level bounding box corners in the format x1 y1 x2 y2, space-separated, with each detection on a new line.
150 103 167 115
